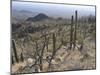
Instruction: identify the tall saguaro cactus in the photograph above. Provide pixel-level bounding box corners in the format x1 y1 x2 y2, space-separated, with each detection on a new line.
12 39 19 63
40 41 45 71
70 15 74 49
74 10 78 48
53 33 56 54
46 37 49 51
12 55 14 64
44 34 49 51
20 52 24 62
48 33 56 70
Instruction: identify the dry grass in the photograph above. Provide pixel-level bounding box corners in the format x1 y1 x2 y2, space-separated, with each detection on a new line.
12 20 96 74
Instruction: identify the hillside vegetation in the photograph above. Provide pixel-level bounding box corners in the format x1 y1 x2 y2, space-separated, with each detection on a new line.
11 10 96 74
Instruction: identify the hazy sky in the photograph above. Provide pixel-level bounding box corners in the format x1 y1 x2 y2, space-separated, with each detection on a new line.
12 1 95 18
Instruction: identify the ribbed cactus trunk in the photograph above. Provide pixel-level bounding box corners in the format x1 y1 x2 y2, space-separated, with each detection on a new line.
12 55 14 64
40 41 45 71
20 52 24 62
83 24 86 39
12 39 19 63
48 33 56 70
34 41 38 64
70 15 74 49
46 37 49 51
52 33 56 55
44 34 49 51
74 10 78 48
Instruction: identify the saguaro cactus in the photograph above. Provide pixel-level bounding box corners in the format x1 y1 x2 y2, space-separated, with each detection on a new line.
48 33 56 69
20 52 24 62
46 36 49 51
52 33 56 56
44 34 49 51
70 15 74 49
12 39 19 63
12 55 14 64
40 41 45 71
74 10 78 48
34 41 38 59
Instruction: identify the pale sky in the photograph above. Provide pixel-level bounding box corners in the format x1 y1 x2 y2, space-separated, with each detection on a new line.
12 1 95 18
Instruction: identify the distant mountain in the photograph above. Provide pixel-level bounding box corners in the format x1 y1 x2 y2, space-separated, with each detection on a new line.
26 13 51 22
12 9 38 23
